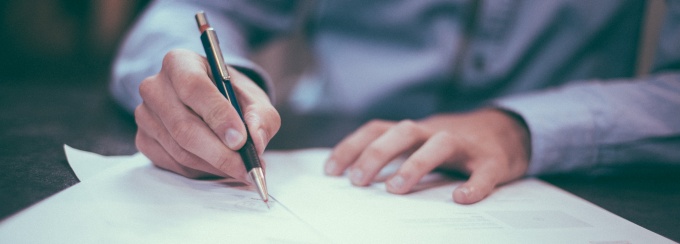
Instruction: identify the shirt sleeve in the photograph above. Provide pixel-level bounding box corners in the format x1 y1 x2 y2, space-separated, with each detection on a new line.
109 0 300 113
494 0 680 175
495 74 680 175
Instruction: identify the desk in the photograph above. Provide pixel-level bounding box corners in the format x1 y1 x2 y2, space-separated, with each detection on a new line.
1 76 679 242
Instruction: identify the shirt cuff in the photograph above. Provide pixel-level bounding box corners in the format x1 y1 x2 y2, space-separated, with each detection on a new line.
493 88 599 175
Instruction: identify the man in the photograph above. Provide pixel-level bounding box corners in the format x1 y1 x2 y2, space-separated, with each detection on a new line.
111 0 680 204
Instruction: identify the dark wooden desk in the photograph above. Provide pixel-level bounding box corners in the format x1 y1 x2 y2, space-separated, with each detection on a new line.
1 76 679 242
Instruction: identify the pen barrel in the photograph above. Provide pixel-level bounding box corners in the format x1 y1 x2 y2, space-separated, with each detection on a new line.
214 69 263 172
197 12 267 203
200 31 263 172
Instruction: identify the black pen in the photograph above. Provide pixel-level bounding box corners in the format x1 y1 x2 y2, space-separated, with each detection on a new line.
195 11 269 207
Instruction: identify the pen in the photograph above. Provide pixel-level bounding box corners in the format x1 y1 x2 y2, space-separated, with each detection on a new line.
195 11 269 207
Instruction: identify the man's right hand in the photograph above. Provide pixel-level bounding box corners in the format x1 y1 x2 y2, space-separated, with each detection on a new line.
134 49 280 181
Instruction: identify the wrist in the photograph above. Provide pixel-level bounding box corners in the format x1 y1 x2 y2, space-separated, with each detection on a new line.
490 108 532 164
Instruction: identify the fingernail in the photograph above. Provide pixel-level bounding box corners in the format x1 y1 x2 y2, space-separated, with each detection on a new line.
350 168 363 184
324 159 337 175
388 175 405 190
458 186 471 198
225 128 244 150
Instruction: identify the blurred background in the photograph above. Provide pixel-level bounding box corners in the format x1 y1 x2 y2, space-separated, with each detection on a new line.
0 0 150 81
0 0 309 100
0 0 150 219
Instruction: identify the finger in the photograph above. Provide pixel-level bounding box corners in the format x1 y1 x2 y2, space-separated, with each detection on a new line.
217 68 280 168
163 49 247 151
230 66 273 106
226 67 279 158
349 120 427 186
325 120 392 176
242 101 280 157
135 104 227 177
386 132 462 194
136 129 212 179
138 69 247 181
452 163 502 204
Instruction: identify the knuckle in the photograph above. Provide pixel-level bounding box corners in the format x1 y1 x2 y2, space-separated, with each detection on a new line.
364 143 389 161
138 76 158 99
133 106 145 126
408 157 429 170
134 133 147 153
334 141 361 158
133 105 143 119
176 72 210 102
162 49 186 68
394 120 420 136
434 131 456 144
161 49 211 103
342 143 363 156
170 119 200 148
204 104 229 126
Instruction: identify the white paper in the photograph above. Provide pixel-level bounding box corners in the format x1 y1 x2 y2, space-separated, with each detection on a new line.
0 148 326 243
0 147 672 243
63 144 136 181
264 149 674 244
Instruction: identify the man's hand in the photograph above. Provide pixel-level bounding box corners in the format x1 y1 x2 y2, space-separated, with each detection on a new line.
134 49 280 181
324 109 531 204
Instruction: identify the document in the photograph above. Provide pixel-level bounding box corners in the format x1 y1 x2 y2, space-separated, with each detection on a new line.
63 144 139 181
0 147 673 243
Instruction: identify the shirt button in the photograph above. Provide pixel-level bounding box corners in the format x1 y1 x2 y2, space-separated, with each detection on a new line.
473 53 486 71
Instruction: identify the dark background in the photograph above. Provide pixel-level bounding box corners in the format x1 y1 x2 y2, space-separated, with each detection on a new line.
0 0 147 220
0 1 679 242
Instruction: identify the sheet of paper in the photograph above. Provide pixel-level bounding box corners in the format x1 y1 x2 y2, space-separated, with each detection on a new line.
63 144 135 181
265 149 673 244
0 147 673 243
0 149 326 243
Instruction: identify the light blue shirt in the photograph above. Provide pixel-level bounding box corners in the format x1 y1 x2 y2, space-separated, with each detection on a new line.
111 0 680 175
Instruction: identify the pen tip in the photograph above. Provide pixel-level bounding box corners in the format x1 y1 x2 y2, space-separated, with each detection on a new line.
264 201 270 209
